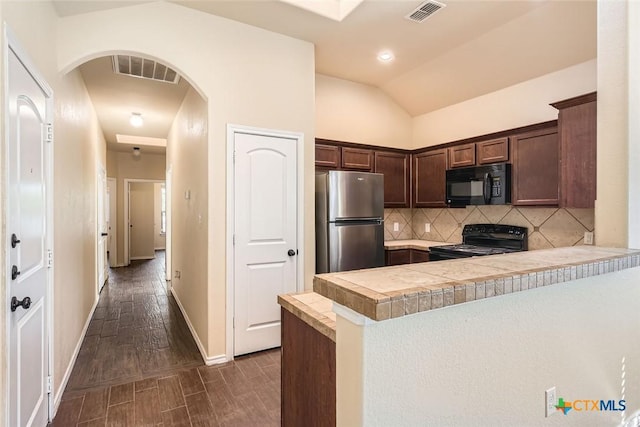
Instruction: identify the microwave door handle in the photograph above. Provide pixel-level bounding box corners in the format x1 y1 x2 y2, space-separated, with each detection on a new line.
483 173 492 204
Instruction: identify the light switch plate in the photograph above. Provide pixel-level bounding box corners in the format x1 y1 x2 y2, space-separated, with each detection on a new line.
425 223 431 233
545 387 557 417
393 222 399 232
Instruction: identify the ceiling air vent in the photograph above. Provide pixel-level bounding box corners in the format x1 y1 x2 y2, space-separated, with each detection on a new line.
112 55 180 84
405 0 446 23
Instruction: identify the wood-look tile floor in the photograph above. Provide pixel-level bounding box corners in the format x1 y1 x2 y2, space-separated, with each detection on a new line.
51 252 281 426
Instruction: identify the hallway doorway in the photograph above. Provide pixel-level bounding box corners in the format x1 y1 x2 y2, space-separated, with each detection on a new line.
52 255 281 426
65 252 201 393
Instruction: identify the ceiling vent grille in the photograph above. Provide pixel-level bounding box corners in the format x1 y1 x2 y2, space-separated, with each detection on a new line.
405 0 446 23
112 55 180 84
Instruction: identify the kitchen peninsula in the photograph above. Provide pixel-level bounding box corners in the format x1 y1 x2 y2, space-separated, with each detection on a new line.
279 245 640 426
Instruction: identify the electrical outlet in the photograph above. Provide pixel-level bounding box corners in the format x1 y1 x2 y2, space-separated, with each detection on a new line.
545 387 557 417
425 223 431 233
174 270 181 279
584 231 594 245
393 222 399 232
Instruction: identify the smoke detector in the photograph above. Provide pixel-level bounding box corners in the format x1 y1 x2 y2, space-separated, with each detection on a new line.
112 55 180 84
405 1 446 23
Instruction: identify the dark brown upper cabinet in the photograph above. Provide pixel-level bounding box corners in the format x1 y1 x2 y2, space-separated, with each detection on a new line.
374 151 411 208
341 147 373 171
511 126 559 206
315 144 341 169
414 149 447 208
447 143 476 169
477 137 509 165
551 92 597 208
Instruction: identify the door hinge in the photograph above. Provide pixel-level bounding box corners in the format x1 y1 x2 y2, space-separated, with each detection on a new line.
232 234 235 245
47 249 53 268
46 376 52 394
45 123 53 144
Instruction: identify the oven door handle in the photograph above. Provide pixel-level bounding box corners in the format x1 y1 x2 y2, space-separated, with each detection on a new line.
483 173 492 204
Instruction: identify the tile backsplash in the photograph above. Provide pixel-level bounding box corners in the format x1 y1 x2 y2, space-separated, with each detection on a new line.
384 206 594 251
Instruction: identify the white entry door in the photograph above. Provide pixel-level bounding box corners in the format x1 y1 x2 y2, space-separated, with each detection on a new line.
97 167 108 292
7 45 52 426
233 130 298 356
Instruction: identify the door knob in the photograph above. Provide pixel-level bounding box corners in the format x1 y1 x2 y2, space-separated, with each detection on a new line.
287 249 296 256
11 265 20 280
11 233 20 248
10 296 31 312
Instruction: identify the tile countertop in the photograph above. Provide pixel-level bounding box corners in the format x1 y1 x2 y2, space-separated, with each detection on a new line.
278 292 336 342
384 240 457 250
312 246 640 322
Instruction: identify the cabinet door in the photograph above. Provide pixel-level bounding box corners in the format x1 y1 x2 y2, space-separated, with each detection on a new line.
374 151 410 208
414 149 447 208
511 127 559 206
410 249 430 263
315 144 341 169
448 143 476 169
385 249 411 266
477 137 509 164
557 98 596 208
341 147 373 171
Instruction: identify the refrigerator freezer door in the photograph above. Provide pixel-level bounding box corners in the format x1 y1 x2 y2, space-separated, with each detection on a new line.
328 221 384 272
328 171 384 220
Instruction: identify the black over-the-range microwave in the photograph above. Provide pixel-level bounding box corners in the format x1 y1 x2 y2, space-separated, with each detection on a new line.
446 163 511 207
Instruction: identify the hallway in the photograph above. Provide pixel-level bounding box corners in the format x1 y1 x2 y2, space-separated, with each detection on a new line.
52 253 281 426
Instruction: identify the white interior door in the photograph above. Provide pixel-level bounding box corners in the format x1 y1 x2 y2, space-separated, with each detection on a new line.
107 178 117 267
233 131 298 356
7 45 51 427
129 182 155 260
97 167 108 292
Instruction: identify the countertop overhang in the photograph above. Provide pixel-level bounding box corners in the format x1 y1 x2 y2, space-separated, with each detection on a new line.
312 246 640 322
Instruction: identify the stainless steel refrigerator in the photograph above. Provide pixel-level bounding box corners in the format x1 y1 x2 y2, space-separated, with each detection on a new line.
316 171 385 273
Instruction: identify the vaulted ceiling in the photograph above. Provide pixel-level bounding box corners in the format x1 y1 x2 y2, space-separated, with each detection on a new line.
54 0 597 151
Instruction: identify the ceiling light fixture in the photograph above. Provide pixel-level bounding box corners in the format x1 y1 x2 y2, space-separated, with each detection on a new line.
377 51 395 63
130 112 143 128
132 147 141 157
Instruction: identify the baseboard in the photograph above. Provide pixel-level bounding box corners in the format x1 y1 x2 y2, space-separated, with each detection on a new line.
129 256 154 260
207 354 228 366
170 288 228 366
52 297 98 419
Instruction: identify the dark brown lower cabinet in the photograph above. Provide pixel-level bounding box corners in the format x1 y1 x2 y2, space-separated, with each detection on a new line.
281 308 336 427
385 249 411 266
410 249 430 263
385 249 430 266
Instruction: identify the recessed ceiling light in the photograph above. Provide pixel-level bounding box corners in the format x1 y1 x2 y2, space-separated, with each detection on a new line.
130 112 143 127
377 51 395 63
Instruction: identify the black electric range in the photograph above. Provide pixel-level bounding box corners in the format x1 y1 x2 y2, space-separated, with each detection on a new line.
429 224 528 261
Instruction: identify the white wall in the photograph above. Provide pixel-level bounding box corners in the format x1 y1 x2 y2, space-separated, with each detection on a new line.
596 0 640 248
629 1 640 249
316 74 412 149
57 1 315 359
0 0 107 413
166 86 210 359
337 268 640 426
412 59 597 148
